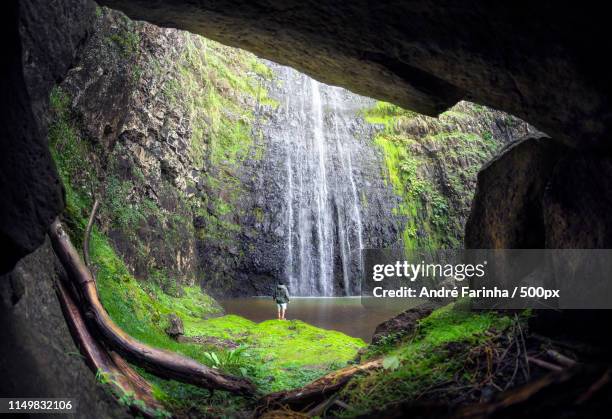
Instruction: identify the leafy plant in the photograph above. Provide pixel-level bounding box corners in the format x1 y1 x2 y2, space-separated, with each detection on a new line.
203 346 252 376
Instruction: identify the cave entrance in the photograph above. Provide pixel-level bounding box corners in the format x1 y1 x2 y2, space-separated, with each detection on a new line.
5 0 612 417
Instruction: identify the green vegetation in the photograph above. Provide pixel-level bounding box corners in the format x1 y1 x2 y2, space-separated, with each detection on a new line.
105 11 141 58
167 34 276 168
49 82 364 416
339 302 514 414
364 101 504 252
183 316 364 392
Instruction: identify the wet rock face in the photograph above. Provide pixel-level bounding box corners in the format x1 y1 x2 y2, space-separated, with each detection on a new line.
220 63 403 297
99 0 612 149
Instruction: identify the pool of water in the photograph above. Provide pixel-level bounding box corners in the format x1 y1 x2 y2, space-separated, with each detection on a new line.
219 297 417 342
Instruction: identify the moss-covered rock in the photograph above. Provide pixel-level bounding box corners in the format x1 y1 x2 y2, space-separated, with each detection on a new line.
364 100 538 251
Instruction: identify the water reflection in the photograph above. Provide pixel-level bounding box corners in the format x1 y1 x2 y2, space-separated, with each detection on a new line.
219 297 414 342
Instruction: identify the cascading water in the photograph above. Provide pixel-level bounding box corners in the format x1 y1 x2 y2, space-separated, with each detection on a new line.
266 62 370 296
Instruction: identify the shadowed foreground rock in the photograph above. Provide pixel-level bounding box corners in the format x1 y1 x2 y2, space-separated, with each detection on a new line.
465 136 567 249
99 0 612 151
371 306 434 345
544 153 612 249
0 240 129 418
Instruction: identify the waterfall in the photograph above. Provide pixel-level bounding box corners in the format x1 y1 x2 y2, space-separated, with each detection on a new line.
268 63 368 296
330 88 365 294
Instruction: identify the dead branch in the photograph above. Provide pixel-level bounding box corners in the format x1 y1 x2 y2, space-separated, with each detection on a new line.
546 349 576 368
54 279 164 417
306 393 339 417
49 217 256 395
83 198 100 268
575 369 610 404
527 356 564 372
257 358 382 414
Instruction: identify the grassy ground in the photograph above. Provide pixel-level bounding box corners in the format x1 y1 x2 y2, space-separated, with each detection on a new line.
337 302 516 415
58 174 364 416
49 63 364 416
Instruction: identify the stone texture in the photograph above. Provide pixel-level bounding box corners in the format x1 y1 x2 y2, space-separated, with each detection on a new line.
165 313 185 339
0 239 129 418
1 0 91 273
371 306 434 344
465 136 567 249
386 101 538 248
99 0 612 150
543 153 612 248
58 9 199 284
542 153 612 313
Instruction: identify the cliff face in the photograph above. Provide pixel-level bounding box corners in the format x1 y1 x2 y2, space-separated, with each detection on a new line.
50 8 536 298
52 8 273 295
219 62 402 296
365 101 539 250
51 8 403 297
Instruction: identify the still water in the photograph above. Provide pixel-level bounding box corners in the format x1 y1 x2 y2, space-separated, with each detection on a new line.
219 297 414 342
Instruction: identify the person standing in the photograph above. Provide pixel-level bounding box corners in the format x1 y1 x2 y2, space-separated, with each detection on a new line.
272 281 290 320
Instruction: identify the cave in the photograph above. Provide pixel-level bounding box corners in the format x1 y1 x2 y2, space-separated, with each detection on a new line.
2 0 612 417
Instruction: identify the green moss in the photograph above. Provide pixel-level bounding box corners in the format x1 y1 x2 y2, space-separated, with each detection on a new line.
181 316 364 392
366 101 505 252
169 35 274 168
340 303 514 415
362 101 416 126
105 12 140 58
373 132 451 251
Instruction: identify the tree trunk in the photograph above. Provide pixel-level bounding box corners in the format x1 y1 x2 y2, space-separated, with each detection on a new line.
49 217 256 395
82 198 99 268
54 279 164 417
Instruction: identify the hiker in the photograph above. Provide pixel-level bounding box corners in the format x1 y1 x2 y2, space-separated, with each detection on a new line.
272 281 290 320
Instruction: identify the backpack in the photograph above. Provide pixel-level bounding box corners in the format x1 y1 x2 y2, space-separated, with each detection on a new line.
273 285 289 304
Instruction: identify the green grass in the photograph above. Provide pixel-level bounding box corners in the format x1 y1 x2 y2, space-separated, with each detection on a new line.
339 302 513 415
184 316 364 392
57 173 364 414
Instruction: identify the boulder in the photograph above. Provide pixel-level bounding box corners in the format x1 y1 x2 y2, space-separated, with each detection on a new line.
543 152 612 248
0 239 129 417
371 305 434 344
164 313 184 339
465 136 567 249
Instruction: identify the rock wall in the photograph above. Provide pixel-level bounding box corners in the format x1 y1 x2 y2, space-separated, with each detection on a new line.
0 0 96 273
367 101 538 250
49 8 403 297
0 240 130 418
217 63 402 296
50 8 539 297
51 8 271 295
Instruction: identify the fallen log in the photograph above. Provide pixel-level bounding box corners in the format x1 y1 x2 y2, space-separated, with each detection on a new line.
258 358 382 414
54 279 164 417
49 217 256 395
82 198 99 269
